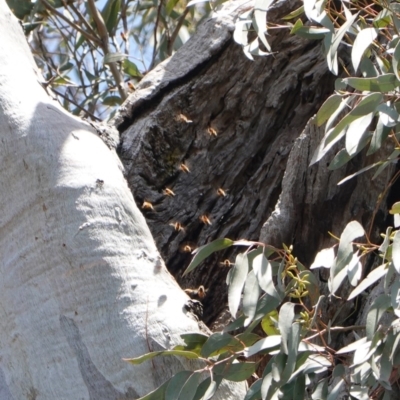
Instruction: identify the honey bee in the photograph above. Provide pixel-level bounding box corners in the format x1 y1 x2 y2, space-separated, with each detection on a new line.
220 259 234 267
217 188 227 197
176 114 193 124
127 81 136 91
120 31 127 41
184 285 207 300
199 215 212 225
180 163 190 173
169 222 184 231
163 188 175 197
207 127 218 137
142 201 154 211
179 242 196 253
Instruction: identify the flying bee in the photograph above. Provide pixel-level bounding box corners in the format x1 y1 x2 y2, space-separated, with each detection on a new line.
180 163 190 173
199 214 212 225
169 222 184 232
163 188 175 197
220 259 234 267
179 242 196 253
176 113 193 124
207 127 218 137
142 201 154 211
217 188 227 197
184 285 207 300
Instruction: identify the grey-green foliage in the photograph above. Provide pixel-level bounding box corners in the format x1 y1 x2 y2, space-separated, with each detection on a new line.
6 0 213 120
126 0 400 398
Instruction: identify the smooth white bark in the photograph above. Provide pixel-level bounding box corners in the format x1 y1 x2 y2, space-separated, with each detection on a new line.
0 2 245 398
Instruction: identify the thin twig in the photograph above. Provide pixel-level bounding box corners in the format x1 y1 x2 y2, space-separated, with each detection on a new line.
150 0 164 70
39 0 102 47
87 0 127 101
167 8 190 56
52 88 101 121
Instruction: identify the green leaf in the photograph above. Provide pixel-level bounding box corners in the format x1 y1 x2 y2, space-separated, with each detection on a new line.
312 93 382 164
347 252 362 287
279 303 296 354
243 270 261 326
330 221 364 294
392 230 400 274
282 6 304 20
342 74 400 92
100 0 121 34
104 52 128 64
261 310 280 336
366 294 391 340
124 349 199 365
367 115 391 155
327 10 359 75
193 377 219 400
336 337 367 354
123 59 143 78
214 360 258 382
280 322 301 383
315 94 342 127
310 247 335 269
244 379 262 400
6 0 33 19
183 238 234 276
293 374 306 400
137 378 170 400
102 96 122 106
351 28 378 72
337 161 382 185
244 335 282 357
200 332 238 358
393 40 400 82
228 253 249 318
291 19 330 39
327 378 345 400
389 202 400 214
348 263 388 300
252 254 280 300
174 333 208 355
253 0 274 52
165 371 199 400
345 112 374 156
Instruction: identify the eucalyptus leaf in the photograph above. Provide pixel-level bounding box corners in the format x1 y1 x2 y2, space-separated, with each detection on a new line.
243 270 262 326
228 253 249 318
351 28 378 72
348 263 387 300
366 294 391 340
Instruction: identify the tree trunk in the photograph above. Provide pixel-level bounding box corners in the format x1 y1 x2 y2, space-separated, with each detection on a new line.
0 1 245 398
115 0 394 335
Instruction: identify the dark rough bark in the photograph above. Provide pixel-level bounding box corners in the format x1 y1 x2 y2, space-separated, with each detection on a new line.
114 0 395 330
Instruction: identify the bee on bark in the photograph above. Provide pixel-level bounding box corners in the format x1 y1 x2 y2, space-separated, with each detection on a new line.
142 201 154 211
179 242 196 253
207 127 218 137
169 222 184 232
176 114 193 123
184 285 207 300
217 188 228 197
127 81 136 91
163 188 175 197
199 214 212 225
180 163 190 173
